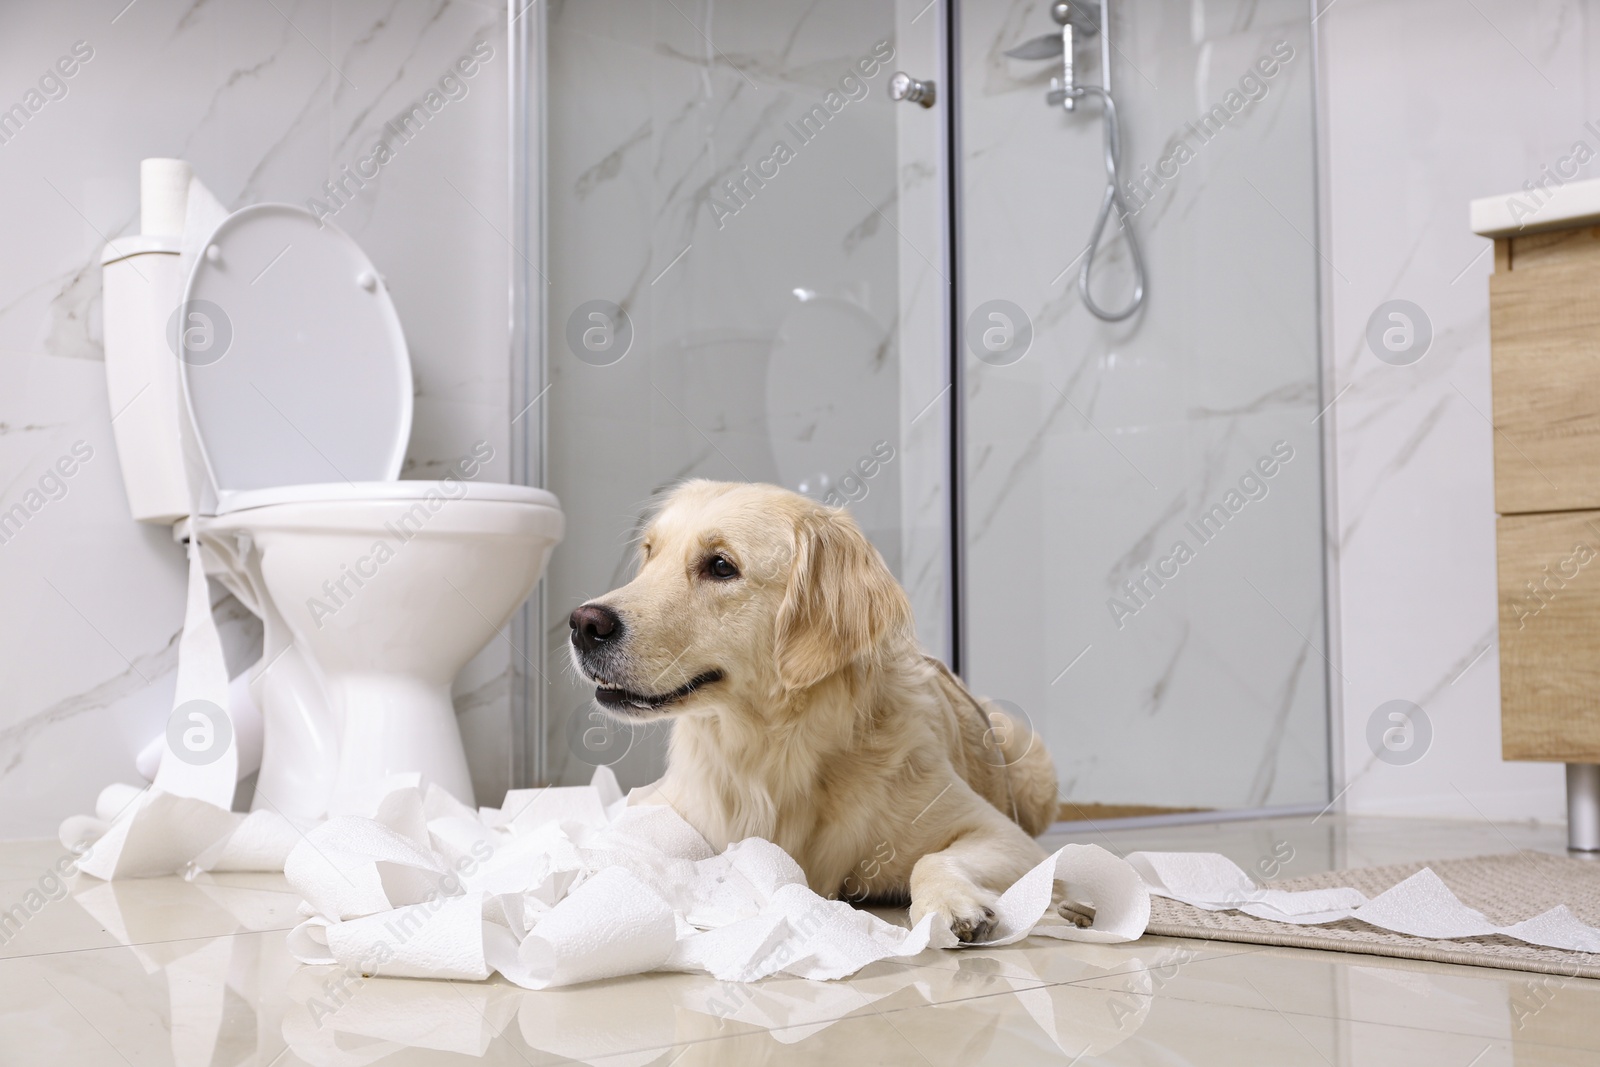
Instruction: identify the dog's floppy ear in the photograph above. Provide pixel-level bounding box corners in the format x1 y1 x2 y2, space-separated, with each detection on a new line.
774 507 912 690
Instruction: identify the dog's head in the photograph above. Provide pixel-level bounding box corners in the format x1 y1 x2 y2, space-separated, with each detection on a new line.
568 481 911 718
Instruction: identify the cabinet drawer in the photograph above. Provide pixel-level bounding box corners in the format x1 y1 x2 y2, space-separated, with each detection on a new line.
1490 234 1600 513
1496 510 1600 761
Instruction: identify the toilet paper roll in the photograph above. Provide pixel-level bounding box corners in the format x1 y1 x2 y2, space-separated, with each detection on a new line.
328 895 492 981
140 158 192 237
512 866 679 988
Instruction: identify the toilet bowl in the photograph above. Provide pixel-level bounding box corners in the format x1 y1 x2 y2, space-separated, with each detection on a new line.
101 166 563 822
199 482 560 816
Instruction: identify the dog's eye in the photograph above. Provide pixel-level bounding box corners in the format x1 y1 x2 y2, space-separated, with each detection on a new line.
705 554 740 581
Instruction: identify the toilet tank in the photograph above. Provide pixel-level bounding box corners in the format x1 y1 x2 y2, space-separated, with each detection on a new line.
101 237 191 523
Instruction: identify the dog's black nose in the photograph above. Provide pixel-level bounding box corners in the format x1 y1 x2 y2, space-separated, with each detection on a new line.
569 604 621 653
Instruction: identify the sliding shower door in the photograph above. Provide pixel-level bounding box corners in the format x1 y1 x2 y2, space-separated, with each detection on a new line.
530 1 953 787
524 0 1331 813
957 0 1329 815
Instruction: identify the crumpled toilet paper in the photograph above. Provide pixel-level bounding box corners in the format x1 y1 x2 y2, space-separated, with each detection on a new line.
1126 851 1600 953
279 767 1150 988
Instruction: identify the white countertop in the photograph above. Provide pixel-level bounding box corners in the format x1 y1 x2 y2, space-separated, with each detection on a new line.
1471 175 1600 237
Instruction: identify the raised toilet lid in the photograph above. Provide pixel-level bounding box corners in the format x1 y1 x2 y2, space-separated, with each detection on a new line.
179 204 411 497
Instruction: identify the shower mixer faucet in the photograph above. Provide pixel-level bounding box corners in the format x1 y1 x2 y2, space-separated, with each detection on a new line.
1005 1 1101 111
1004 0 1146 322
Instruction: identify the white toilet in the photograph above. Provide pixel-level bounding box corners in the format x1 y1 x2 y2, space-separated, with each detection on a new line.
100 161 563 823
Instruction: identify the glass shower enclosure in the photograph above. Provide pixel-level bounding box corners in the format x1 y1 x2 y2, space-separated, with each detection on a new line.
512 0 1329 820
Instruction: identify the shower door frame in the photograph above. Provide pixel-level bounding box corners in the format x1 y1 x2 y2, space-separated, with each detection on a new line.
943 0 970 678
508 0 548 788
507 0 1341 825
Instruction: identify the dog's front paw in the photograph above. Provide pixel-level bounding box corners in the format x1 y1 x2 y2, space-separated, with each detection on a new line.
950 903 997 943
912 887 1000 944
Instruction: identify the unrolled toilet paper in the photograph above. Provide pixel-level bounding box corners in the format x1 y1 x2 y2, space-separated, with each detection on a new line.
277 768 1151 989
62 764 1600 986
271 781 1600 989
61 527 254 879
136 670 263 782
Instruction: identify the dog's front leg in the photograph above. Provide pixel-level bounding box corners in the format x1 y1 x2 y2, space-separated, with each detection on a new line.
908 805 1045 943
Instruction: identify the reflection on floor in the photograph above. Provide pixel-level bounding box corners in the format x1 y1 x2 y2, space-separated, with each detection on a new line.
1 813 1595 1065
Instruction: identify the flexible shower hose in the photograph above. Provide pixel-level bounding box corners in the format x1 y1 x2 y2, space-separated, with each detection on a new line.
1069 84 1145 322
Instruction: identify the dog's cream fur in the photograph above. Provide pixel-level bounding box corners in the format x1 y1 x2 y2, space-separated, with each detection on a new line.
569 481 1058 941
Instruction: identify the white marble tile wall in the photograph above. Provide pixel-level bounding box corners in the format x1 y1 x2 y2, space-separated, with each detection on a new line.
1320 0 1580 821
0 0 515 836
959 0 1329 811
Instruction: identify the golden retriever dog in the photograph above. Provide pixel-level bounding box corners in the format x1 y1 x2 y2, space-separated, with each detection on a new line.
567 481 1060 942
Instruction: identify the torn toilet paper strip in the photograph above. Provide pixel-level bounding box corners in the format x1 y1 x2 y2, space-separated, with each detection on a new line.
60 533 246 879
279 768 1150 988
1126 851 1600 953
60 786 301 880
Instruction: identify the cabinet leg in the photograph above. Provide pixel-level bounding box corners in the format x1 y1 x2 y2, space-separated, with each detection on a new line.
1568 764 1600 852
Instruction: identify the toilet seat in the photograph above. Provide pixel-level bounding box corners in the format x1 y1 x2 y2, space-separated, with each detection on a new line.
215 480 559 514
180 203 411 504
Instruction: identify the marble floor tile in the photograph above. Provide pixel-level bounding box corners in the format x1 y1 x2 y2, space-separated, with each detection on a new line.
0 813 1595 1066
0 868 299 961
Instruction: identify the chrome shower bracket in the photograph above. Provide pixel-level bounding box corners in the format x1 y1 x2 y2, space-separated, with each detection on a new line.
1050 9 1077 111
1004 0 1145 322
1006 2 1103 112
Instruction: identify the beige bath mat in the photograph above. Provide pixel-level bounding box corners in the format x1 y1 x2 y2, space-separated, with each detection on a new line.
1145 850 1600 979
